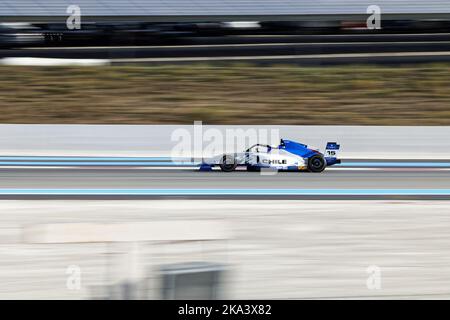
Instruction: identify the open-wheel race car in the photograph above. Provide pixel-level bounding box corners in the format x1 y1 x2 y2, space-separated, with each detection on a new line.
200 139 340 172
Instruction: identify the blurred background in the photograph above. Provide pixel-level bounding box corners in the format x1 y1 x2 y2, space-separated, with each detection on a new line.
0 1 450 125
0 0 450 300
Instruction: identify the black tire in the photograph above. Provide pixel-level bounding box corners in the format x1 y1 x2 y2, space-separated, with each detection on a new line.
308 154 326 173
219 155 238 172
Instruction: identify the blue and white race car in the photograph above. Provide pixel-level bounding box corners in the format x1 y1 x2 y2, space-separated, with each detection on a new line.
200 139 341 172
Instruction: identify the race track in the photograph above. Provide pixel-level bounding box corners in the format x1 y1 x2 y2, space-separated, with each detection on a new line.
0 166 449 199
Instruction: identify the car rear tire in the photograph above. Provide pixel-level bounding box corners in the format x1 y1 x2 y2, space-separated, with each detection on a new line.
219 155 238 172
308 154 326 173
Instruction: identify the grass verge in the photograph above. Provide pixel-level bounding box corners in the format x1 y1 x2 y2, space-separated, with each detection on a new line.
0 63 449 125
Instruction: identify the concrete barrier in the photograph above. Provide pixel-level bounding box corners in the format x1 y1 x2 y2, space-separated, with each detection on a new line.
0 124 449 159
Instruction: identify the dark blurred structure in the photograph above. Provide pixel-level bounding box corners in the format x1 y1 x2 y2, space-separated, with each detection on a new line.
2 19 450 48
1 0 450 47
161 262 225 300
89 262 226 300
0 23 43 47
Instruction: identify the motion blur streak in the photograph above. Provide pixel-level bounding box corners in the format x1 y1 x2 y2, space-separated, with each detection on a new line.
2 200 450 299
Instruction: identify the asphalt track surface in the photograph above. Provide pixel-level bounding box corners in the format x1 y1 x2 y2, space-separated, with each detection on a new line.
0 167 449 199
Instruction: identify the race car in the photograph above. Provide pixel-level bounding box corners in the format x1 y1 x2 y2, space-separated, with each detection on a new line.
200 139 340 172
